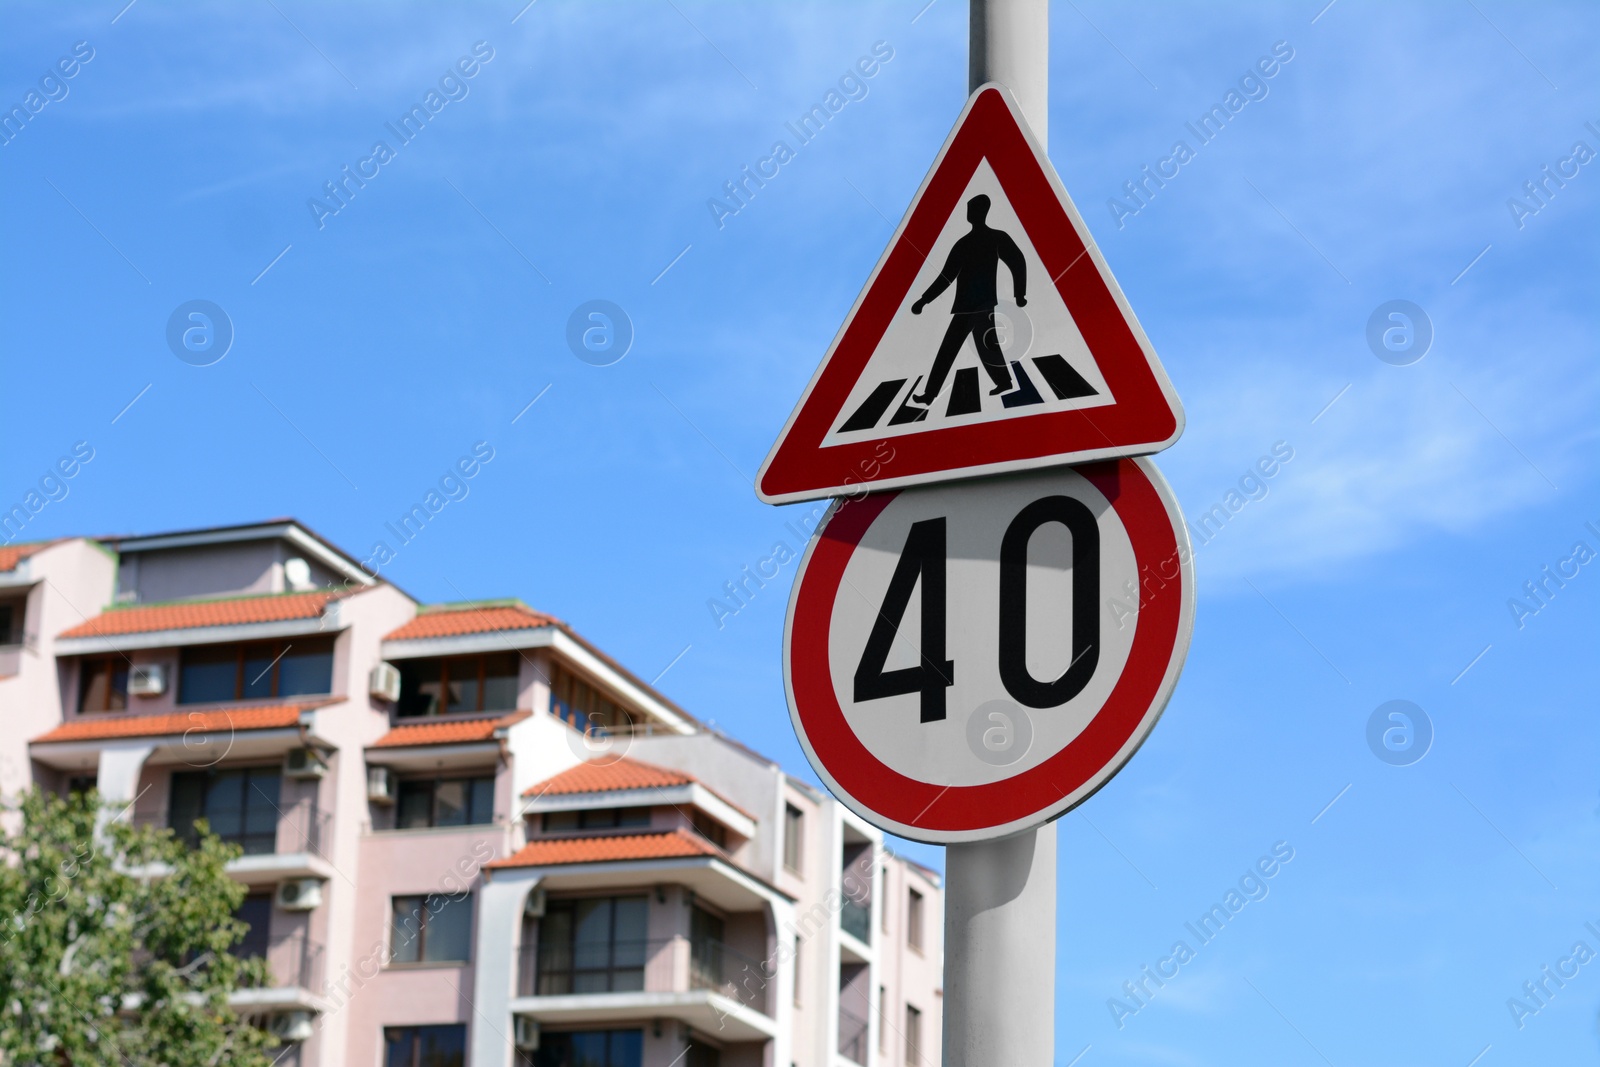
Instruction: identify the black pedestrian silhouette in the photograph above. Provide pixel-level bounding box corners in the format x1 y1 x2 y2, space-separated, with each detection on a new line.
909 194 1027 405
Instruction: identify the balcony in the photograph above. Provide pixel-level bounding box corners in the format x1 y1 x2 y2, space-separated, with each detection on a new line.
232 934 327 1014
838 1007 869 1065
511 936 778 1043
129 804 334 884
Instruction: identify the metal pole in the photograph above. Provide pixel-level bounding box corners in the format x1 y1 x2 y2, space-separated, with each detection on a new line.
969 0 1049 145
944 9 1054 1065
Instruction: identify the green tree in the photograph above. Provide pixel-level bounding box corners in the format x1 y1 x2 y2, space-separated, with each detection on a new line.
0 788 279 1066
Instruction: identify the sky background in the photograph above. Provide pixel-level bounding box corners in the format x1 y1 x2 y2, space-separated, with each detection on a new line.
2 1 1597 1064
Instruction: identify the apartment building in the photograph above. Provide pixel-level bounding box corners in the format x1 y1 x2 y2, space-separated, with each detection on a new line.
0 521 943 1067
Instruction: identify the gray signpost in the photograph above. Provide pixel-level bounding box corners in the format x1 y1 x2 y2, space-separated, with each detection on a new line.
759 2 1195 1063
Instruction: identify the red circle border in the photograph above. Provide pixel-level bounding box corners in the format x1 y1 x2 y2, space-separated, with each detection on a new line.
786 458 1186 834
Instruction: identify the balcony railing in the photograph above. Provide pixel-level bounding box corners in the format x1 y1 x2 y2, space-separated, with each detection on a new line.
242 934 324 991
840 897 871 944
518 936 771 1016
838 1007 869 1065
130 805 332 858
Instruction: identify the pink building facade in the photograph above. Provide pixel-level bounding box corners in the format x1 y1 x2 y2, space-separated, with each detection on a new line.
0 521 943 1067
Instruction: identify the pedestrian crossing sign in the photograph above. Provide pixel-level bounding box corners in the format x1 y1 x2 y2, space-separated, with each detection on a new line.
756 84 1184 505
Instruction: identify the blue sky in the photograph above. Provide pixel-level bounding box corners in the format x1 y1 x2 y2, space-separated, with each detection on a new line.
2 1 1597 1063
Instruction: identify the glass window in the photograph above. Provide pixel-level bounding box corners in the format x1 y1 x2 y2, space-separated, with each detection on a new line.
277 642 335 697
0 598 23 644
689 810 726 849
904 1005 921 1066
536 897 648 995
483 654 519 711
395 776 495 829
384 1024 467 1067
178 639 333 704
234 893 273 960
783 804 804 874
78 656 129 712
685 1041 720 1067
241 646 275 699
396 654 520 718
445 665 479 714
550 666 633 733
531 1030 642 1067
397 658 443 717
390 893 473 964
907 889 924 952
180 644 240 704
169 767 281 855
541 807 650 834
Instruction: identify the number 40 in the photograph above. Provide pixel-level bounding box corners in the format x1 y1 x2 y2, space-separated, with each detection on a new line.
852 495 1100 723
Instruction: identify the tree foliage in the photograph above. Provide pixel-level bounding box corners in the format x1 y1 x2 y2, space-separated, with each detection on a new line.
0 788 278 1066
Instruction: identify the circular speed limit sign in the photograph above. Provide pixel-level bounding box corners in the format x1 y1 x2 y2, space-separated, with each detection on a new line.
783 457 1194 843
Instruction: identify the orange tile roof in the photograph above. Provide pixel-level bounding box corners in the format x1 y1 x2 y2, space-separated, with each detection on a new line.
0 541 54 572
384 603 558 641
58 591 341 639
370 711 531 748
32 702 317 744
523 756 694 798
486 828 720 870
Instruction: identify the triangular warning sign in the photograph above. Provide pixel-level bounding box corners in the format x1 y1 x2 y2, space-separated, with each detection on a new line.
756 84 1183 505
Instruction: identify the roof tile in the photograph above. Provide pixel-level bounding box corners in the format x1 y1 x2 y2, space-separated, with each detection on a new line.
384 604 557 642
370 711 531 748
58 591 340 639
485 828 719 869
31 702 319 744
522 756 694 798
0 541 55 573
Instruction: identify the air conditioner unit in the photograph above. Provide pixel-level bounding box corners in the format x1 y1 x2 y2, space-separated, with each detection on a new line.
514 1016 541 1051
283 748 326 780
367 766 394 803
275 878 324 911
523 888 546 918
128 664 165 696
270 1010 314 1042
369 661 401 702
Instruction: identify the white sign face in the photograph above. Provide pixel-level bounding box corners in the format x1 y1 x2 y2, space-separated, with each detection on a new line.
756 84 1184 506
821 158 1116 448
784 458 1194 843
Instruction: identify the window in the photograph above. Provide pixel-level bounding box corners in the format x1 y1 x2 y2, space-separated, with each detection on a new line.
880 867 890 932
0 596 23 644
396 776 495 829
233 892 273 961
78 656 129 712
384 1024 467 1067
688 810 726 849
685 1041 720 1067
878 986 888 1053
904 1005 922 1066
783 804 804 874
688 906 725 990
527 1029 642 1067
550 666 634 733
907 889 924 952
792 936 802 1006
390 893 474 964
396 653 519 717
535 896 648 994
178 638 333 704
541 807 649 833
169 767 281 855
